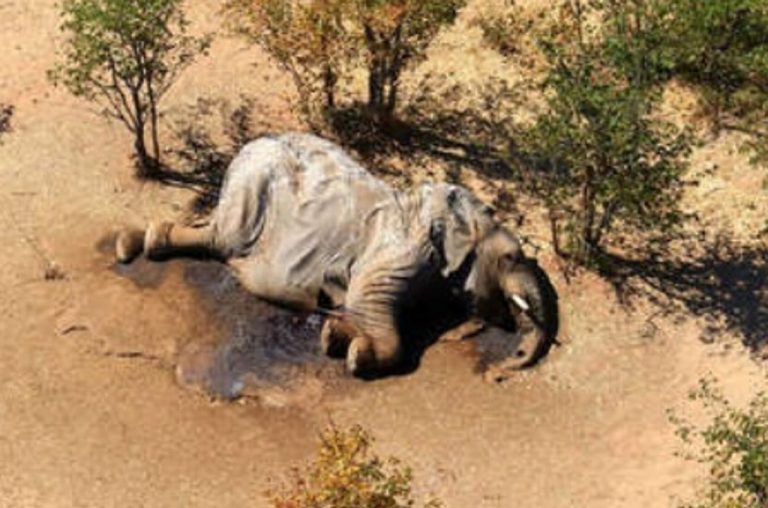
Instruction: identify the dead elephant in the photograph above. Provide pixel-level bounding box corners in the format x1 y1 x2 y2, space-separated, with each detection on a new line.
116 133 558 378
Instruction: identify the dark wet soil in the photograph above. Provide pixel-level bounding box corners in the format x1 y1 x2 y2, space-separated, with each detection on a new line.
112 253 532 402
114 256 352 401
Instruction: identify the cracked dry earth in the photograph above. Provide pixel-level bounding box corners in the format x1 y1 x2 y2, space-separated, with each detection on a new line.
1 1 766 507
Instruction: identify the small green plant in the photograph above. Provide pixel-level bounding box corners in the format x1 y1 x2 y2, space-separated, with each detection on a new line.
513 1 691 266
669 376 768 508
50 0 210 175
225 0 465 129
267 423 441 508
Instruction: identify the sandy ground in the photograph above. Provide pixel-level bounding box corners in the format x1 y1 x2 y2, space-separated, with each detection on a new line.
1 1 766 507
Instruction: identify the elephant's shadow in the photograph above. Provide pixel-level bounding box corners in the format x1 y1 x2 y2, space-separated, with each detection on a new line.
393 260 559 378
392 287 472 377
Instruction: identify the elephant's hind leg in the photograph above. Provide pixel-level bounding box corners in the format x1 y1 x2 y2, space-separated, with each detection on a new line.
115 222 218 263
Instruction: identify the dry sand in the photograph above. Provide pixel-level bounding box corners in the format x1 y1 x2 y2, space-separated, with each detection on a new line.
0 1 765 507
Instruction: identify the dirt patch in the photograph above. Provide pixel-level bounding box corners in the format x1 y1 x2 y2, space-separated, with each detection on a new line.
1 1 767 506
107 254 357 407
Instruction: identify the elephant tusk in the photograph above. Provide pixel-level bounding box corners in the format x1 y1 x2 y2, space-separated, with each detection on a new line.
511 294 530 312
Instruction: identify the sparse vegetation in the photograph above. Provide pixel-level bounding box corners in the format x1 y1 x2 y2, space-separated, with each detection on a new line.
473 1 540 62
656 0 768 151
224 0 350 128
507 1 692 266
475 11 521 57
225 0 464 129
670 376 768 508
50 0 211 175
598 0 768 166
267 423 441 508
473 0 768 266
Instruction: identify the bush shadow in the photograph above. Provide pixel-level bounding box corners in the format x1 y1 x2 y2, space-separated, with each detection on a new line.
148 96 267 217
603 234 768 351
327 79 522 213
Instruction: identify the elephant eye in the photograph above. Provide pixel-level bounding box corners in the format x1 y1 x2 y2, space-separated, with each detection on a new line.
446 188 458 206
503 252 518 264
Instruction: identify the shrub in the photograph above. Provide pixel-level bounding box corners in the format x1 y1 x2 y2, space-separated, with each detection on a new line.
669 376 768 508
513 1 692 266
225 0 352 128
225 0 465 129
357 0 464 125
50 0 210 175
659 0 768 138
598 0 768 165
267 423 441 508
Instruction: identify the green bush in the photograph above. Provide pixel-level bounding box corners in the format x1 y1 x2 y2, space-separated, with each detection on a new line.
670 376 768 508
50 0 210 175
513 1 692 266
267 423 441 508
600 0 768 165
225 0 465 129
659 0 768 137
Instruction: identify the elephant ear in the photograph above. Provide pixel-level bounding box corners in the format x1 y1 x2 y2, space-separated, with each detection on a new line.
428 185 495 276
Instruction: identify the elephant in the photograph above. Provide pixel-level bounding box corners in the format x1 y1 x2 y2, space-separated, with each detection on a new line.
115 133 558 378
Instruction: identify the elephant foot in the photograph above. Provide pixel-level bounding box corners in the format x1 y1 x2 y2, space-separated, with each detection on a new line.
115 222 174 263
346 336 376 378
115 228 146 264
320 319 350 359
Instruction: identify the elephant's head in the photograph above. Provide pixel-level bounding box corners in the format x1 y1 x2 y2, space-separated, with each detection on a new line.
424 185 558 370
467 227 559 369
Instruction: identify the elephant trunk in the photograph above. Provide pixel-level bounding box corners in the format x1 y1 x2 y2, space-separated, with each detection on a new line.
497 260 558 371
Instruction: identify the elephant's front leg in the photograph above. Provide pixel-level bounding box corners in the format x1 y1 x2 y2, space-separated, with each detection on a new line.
346 333 401 378
322 312 400 376
320 317 354 358
343 252 421 377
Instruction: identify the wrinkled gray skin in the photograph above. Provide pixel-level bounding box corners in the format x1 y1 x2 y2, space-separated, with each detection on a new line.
116 133 557 378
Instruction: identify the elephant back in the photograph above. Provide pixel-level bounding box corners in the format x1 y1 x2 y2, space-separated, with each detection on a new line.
214 133 403 310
